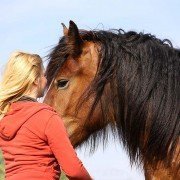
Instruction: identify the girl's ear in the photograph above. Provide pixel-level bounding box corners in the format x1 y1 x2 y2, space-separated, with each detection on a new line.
34 78 39 85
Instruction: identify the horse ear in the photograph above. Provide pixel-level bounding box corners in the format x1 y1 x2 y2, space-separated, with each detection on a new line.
68 20 81 40
63 20 83 57
61 23 68 36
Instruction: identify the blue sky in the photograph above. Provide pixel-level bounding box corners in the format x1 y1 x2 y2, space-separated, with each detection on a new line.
0 0 180 179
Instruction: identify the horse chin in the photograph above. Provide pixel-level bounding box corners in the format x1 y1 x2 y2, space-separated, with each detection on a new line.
61 115 91 148
61 116 79 137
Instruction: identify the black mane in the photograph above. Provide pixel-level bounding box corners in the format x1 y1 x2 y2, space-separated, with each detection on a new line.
46 29 180 168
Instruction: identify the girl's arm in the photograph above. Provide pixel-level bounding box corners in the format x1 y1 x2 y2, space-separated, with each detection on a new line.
45 114 92 180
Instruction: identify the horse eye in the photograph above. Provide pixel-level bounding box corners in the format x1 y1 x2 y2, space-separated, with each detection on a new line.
55 79 69 89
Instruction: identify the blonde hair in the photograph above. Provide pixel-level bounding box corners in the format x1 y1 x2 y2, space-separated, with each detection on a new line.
0 51 43 119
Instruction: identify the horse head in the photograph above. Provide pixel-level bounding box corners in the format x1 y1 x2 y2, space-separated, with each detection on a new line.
44 21 107 148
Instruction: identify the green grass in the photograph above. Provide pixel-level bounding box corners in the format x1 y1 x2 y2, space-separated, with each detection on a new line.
0 151 5 180
0 150 68 180
60 172 69 180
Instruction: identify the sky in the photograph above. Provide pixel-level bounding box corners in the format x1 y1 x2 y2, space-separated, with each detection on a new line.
0 0 180 179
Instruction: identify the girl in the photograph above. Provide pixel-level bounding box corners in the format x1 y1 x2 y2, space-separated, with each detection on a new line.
0 52 92 180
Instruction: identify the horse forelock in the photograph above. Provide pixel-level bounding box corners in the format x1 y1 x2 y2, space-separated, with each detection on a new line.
46 29 180 168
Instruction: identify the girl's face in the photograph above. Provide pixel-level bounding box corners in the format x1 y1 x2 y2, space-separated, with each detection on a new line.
37 66 47 98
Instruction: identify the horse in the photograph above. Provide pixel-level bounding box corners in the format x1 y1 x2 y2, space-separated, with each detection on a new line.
44 21 180 179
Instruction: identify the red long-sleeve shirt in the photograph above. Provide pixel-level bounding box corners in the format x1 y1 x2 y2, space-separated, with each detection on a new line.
0 101 92 180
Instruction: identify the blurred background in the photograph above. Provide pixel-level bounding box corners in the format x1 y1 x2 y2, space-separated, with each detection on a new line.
0 0 180 179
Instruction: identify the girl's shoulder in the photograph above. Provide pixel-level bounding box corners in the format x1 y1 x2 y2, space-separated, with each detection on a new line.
24 101 58 120
20 102 59 140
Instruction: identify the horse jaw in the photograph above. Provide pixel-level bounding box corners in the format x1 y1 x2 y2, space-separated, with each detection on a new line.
61 116 79 136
